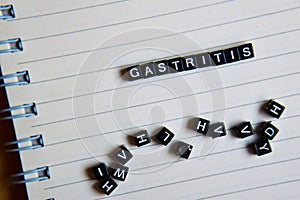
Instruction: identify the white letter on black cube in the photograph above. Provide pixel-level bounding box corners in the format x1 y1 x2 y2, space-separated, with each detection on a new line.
207 122 226 138
237 43 255 60
126 65 142 81
265 100 285 119
183 55 197 71
134 130 151 147
110 163 129 181
168 57 184 73
235 121 254 138
196 53 211 68
260 122 279 140
140 63 156 79
224 47 240 63
176 141 193 159
209 50 226 65
99 177 118 195
155 127 175 146
196 117 210 135
154 60 169 76
114 145 133 165
254 140 272 156
92 163 109 180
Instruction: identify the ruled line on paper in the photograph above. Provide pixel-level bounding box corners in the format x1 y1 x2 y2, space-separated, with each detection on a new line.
200 178 300 199
30 27 300 88
94 157 300 199
22 0 235 42
18 5 300 65
42 91 300 147
9 0 129 21
32 70 300 128
45 102 300 169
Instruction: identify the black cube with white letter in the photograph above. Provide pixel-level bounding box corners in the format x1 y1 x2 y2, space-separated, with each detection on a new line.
155 127 175 146
134 130 151 147
207 122 227 138
175 141 193 159
237 43 255 60
260 121 279 140
110 163 129 181
235 121 255 139
126 65 142 81
195 117 210 135
140 63 156 79
113 145 133 165
254 139 272 156
92 163 110 180
99 177 118 195
265 100 285 119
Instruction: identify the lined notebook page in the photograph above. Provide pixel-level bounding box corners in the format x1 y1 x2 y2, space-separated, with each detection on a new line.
1 0 300 199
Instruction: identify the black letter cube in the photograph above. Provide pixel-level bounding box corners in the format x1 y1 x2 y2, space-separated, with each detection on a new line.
260 122 279 140
224 47 240 63
175 141 193 159
209 50 226 66
92 163 109 180
237 43 255 60
265 100 285 119
134 130 151 147
168 57 184 73
254 140 272 156
140 63 156 79
195 117 210 135
126 65 142 81
113 145 133 165
235 121 255 138
110 163 129 181
155 127 175 146
207 122 227 138
99 177 118 195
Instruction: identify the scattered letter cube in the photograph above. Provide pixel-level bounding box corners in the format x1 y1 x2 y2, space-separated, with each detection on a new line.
155 127 175 146
254 140 272 156
235 121 255 138
114 145 133 165
92 163 109 180
196 117 210 135
265 100 285 119
99 177 118 195
260 122 279 140
134 130 151 147
176 141 193 159
110 163 129 181
207 122 227 138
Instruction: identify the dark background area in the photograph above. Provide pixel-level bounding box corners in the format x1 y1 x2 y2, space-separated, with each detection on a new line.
0 68 27 200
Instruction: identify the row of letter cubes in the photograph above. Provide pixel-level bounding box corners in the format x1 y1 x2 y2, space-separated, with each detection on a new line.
126 43 254 81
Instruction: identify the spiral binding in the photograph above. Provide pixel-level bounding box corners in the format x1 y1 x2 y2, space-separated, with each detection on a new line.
0 38 23 53
0 102 37 120
12 166 50 184
5 134 44 152
0 70 30 87
0 5 15 20
1 6 50 188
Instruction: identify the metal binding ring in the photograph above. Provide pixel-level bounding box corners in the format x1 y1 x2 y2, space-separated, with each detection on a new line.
0 38 23 54
0 102 37 120
12 166 50 184
5 134 44 152
0 70 30 87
